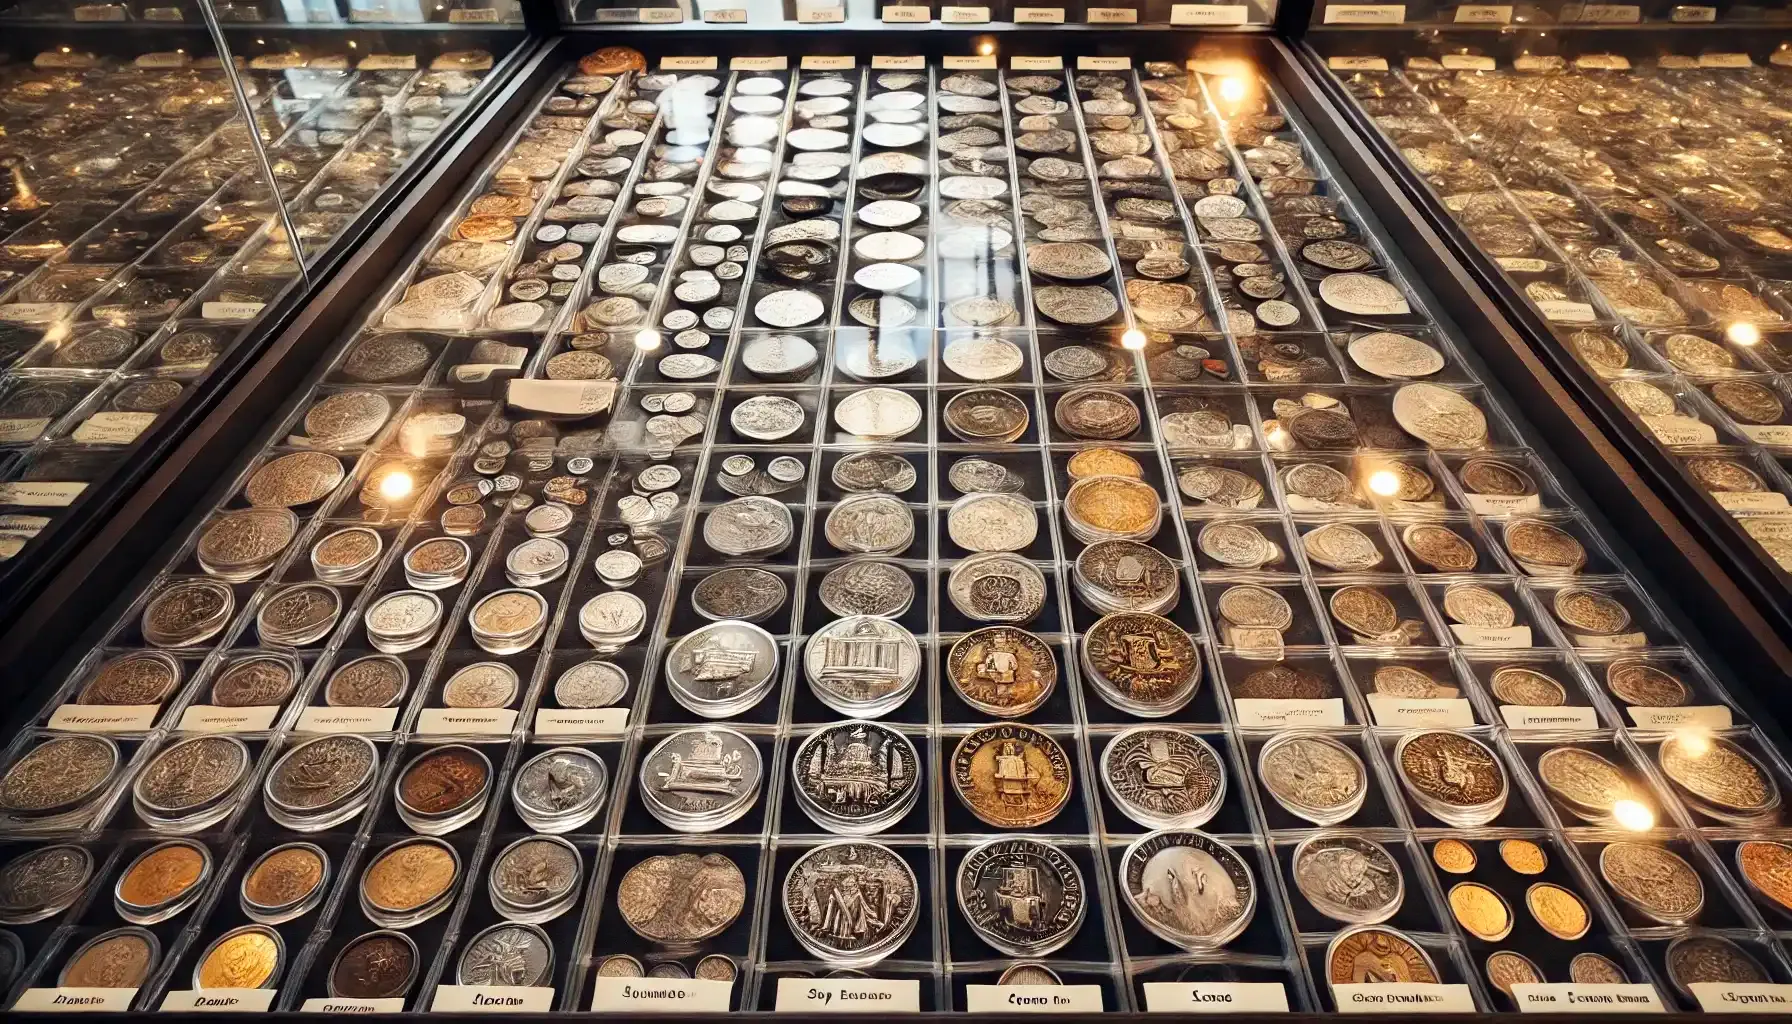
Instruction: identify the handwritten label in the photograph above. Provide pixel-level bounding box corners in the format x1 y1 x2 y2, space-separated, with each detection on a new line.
1714 491 1790 512
1441 54 1498 70
0 481 86 507
965 986 1103 1013
1329 56 1390 71
49 704 157 732
178 705 278 733
1574 52 1633 68
1144 983 1289 1012
1086 6 1138 21
1536 299 1597 323
1736 424 1792 446
17 988 139 1012
1367 695 1475 728
881 5 930 20
1574 3 1639 20
1012 56 1064 70
1450 624 1533 647
0 417 49 444
1334 984 1476 1013
1511 984 1663 1013
296 706 398 733
1324 3 1405 22
590 978 730 1012
1699 53 1753 68
1502 705 1599 731
201 300 265 321
1464 492 1541 516
1628 705 1733 730
943 55 997 69
1672 4 1717 18
358 54 417 70
802 56 855 69
703 6 748 20
1172 4 1249 22
1574 632 1648 649
640 6 684 20
774 979 920 1012
1691 983 1792 1013
1453 4 1511 21
941 2 989 18
1641 415 1718 446
419 708 516 735
1497 257 1550 273
1077 56 1132 70
534 708 627 736
448 6 501 21
797 5 846 20
432 986 554 1013
1013 6 1065 19
730 56 789 70
1234 698 1347 727
872 55 926 69
73 5 128 21
160 989 278 1012
661 56 719 70
300 998 407 1013
72 412 157 445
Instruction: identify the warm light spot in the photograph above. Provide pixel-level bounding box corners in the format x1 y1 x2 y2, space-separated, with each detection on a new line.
978 41 994 56
1673 730 1713 758
635 329 661 351
1368 469 1401 496
1728 322 1761 346
1121 328 1146 350
1266 424 1288 446
378 471 414 501
1219 76 1246 103
1612 799 1655 831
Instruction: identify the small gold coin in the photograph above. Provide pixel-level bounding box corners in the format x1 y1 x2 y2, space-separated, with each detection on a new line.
1499 839 1547 875
1432 839 1477 874
1448 881 1513 941
197 927 280 989
1526 882 1591 940
1066 447 1143 481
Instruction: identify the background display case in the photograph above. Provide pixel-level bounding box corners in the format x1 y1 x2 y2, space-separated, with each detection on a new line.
2 6 1792 1022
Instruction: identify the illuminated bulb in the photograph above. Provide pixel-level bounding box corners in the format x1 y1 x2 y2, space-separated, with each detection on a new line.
1121 328 1147 350
978 41 994 56
635 329 661 351
1612 799 1655 832
379 471 414 501
1728 321 1761 346
1368 469 1402 496
1219 76 1246 103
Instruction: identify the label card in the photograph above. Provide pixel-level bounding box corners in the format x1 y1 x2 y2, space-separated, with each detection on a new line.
17 988 139 1012
802 56 855 69
1012 56 1064 70
943 55 997 68
73 5 128 21
872 55 926 69
0 417 50 444
1441 54 1498 70
1672 4 1717 18
1497 257 1551 273
1013 6 1065 19
534 708 628 736
1628 705 1733 730
881 5 930 20
1510 983 1664 1013
431 986 554 1013
1736 424 1792 446
1450 624 1533 648
1690 983 1792 1013
640 6 684 20
160 989 278 1012
1086 6 1139 21
507 379 616 417
1574 4 1640 22
1077 56 1132 70
418 708 516 735
1536 299 1597 323
1328 56 1390 71
1367 695 1476 729
1172 4 1249 23
661 56 719 70
1714 492 1790 512
296 706 398 734
730 56 789 70
797 6 846 20
201 300 266 320
1574 51 1634 68
1464 492 1541 516
300 997 407 1013
1334 984 1477 1013
72 412 157 446
1143 982 1290 1013
448 6 501 21
1324 3 1405 22
49 704 157 732
1700 53 1753 68
590 978 731 1012
177 705 279 733
1574 632 1648 649
964 986 1103 1013
358 54 417 70
1234 698 1347 728
1453 5 1511 21
0 481 86 507
774 979 921 1012
1640 415 1718 447
703 6 748 20
942 5 990 20
1502 705 1600 731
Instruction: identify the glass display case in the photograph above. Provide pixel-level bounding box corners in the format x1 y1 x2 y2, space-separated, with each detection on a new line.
1 9 1792 1021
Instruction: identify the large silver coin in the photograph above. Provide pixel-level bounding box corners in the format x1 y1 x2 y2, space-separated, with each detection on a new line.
1100 727 1225 829
703 496 794 557
731 395 806 441
457 923 552 986
832 451 918 494
819 560 915 618
1119 830 1255 950
957 838 1085 957
791 724 921 834
783 841 919 966
665 622 780 706
741 334 820 381
804 616 922 714
835 388 922 439
825 493 916 555
1291 834 1403 925
638 728 763 828
691 568 788 623
754 290 826 328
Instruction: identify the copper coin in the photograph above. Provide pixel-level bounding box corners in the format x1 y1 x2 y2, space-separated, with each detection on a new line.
397 746 489 816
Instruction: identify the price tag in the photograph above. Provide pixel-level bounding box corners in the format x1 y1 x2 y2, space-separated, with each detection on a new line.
1012 56 1064 70
1334 984 1477 1013
1690 983 1792 1013
1700 53 1753 68
964 986 1103 1012
802 56 855 69
1172 4 1250 23
797 5 846 20
1143 982 1289 1012
1234 698 1346 728
1013 6 1065 19
881 5 930 20
731 56 789 70
296 706 398 734
640 6 684 20
1077 56 1132 70
942 5 990 20
135 52 190 68
1497 257 1550 273
534 708 628 736
1329 56 1390 71
1324 3 1405 22
1511 984 1664 1013
872 55 926 69
1628 705 1734 730
49 704 158 733
160 989 278 1012
1736 425 1792 446
1367 695 1476 728
661 56 720 70
1715 491 1790 512
431 987 554 1013
1086 6 1138 21
1641 415 1718 446
1573 3 1639 21
1574 52 1633 69
1441 54 1497 70
300 998 407 1013
774 979 921 1012
72 412 157 446
16 989 138 1012
448 7 501 21
1453 4 1511 21
1450 624 1533 647
1574 632 1648 649
177 706 279 733
1671 4 1717 18
703 6 748 20
358 54 417 70
943 55 997 69
1502 705 1599 731
590 978 731 1012
0 481 85 507
418 708 516 735
202 300 266 320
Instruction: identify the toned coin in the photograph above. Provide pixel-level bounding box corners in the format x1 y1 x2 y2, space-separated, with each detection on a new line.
1119 830 1252 950
244 451 345 508
135 735 248 815
1659 735 1777 816
1398 731 1505 809
1055 387 1140 440
267 735 377 813
961 838 1086 956
1083 611 1201 712
1736 841 1792 916
1448 882 1513 941
947 628 1057 718
1486 951 1544 999
1570 953 1629 985
1461 458 1536 498
1537 747 1639 818
1599 842 1703 924
1326 926 1438 984
397 746 489 816
1553 589 1630 635
616 852 746 944
1259 733 1365 824
196 926 281 989
1100 728 1224 830
362 839 457 913
1373 665 1455 699
942 388 1029 443
1432 839 1476 874
1064 475 1159 540
243 844 326 912
118 841 207 910
818 559 914 618
326 655 407 707
1233 664 1331 700
691 567 787 623
329 931 416 999
1443 583 1514 628
1526 883 1590 940
784 841 919 964
211 654 298 707
1303 522 1384 571
78 651 181 705
1328 585 1400 638
1667 935 1769 995
0 845 92 922
1402 523 1477 572
951 724 1072 828
1068 448 1143 481
0 735 119 814
60 928 158 988
1293 835 1403 925
1506 518 1587 574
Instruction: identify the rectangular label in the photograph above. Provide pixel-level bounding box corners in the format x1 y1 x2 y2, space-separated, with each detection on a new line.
942 55 997 68
1086 6 1139 20
797 5 846 20
300 998 407 1013
1013 5 1065 19
448 7 500 21
143 7 184 19
1012 56 1064 70
1367 695 1476 728
135 52 189 68
1512 984 1664 1013
802 56 856 69
1329 56 1390 71
73 5 128 21
594 7 640 19
72 412 157 446
774 979 920 1012
1451 624 1533 647
1691 983 1792 1013
1077 56 1132 70
161 989 277 1012
1324 3 1405 22
1574 52 1634 68
730 56 789 70
1453 5 1511 21
296 706 398 733
49 704 157 732
507 379 615 417
1715 492 1790 512
703 6 748 20
965 986 1103 1013
640 6 684 20
358 54 417 70
431 987 554 1013
1172 4 1250 22
0 417 49 444
1234 698 1347 727
1334 985 1476 1013
1537 300 1597 323
1737 424 1792 446
1498 257 1550 273
1642 415 1718 447
177 705 278 733
534 708 627 736
1628 705 1733 730
17 989 138 1012
418 708 516 735
942 4 989 19
202 301 265 321
590 978 731 1012
872 55 926 68
1441 54 1499 70
1574 4 1639 21
1672 4 1717 18
1464 492 1541 516
1502 704 1600 731
1700 53 1753 68
1514 54 1566 72
1575 632 1648 649
0 481 85 507
661 56 719 70
1144 983 1290 1013
881 5 930 19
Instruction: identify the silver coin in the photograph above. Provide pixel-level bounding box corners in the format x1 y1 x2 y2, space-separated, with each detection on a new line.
731 395 806 441
947 492 1037 553
1291 834 1403 925
804 616 922 714
825 493 915 555
704 496 794 557
691 567 788 623
791 723 921 833
832 451 917 494
819 560 915 618
948 457 1025 494
664 622 780 708
947 552 1048 624
1119 830 1255 950
638 728 762 827
957 838 1086 957
754 290 826 328
1101 727 1225 830
741 334 819 381
456 922 552 986
554 661 628 709
783 841 919 966
512 747 608 822
489 836 581 918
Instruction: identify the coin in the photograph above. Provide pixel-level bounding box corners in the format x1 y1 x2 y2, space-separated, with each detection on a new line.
616 853 745 945
0 735 119 816
836 387 923 439
1083 611 1200 714
1666 935 1769 997
245 450 345 507
951 724 1071 828
946 627 1056 718
195 925 281 989
1035 284 1120 325
832 452 917 494
490 836 580 918
704 496 794 557
1348 332 1444 378
78 650 181 705
1432 839 1476 874
783 841 919 965
1293 835 1403 925
397 746 488 817
1074 539 1178 614
1552 588 1629 635
1198 521 1279 569
959 838 1086 957
1537 746 1640 820
947 552 1048 623
1259 733 1366 825
790 723 919 834
1442 583 1513 628
242 844 326 915
1448 882 1512 941
329 931 417 999
1658 735 1778 818
1403 523 1477 572
1303 522 1384 571
266 735 377 814
1319 273 1411 316
1736 840 1792 916
1570 953 1630 985
363 839 457 914
326 655 407 707
691 567 787 623
0 845 91 923
458 923 552 986
1599 842 1703 924
1505 518 1587 574
1328 585 1399 638
1373 665 1456 699
1326 926 1438 985
134 735 248 816
60 927 159 988
943 388 1029 443
1526 883 1590 941
818 559 914 618
1397 731 1505 810
117 840 207 913
1391 383 1487 449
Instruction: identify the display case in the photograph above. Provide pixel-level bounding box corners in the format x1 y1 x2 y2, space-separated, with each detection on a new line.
3 9 1792 1020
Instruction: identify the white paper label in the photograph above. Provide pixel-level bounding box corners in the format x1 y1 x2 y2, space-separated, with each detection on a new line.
1441 55 1498 71
774 979 920 1012
1574 51 1634 67
1641 415 1718 446
1628 705 1733 730
160 989 278 1012
358 54 417 70
1013 6 1065 19
72 412 157 445
1453 5 1510 21
1736 424 1792 446
1172 4 1250 23
1334 984 1476 1013
872 55 926 68
0 417 50 443
661 56 719 70
448 6 500 21
1144 983 1290 1013
1715 491 1790 512
1502 705 1599 731
17 988 139 1012
1498 257 1550 272
1324 3 1405 22
300 997 407 1013
1234 698 1347 727
1086 6 1138 21
640 6 684 20
202 301 266 320
0 514 49 533
1012 56 1064 70
802 56 855 69
1451 624 1533 647
797 5 845 20
296 706 398 733
1537 300 1597 323
0 481 85 507
1699 53 1753 68
1512 984 1663 1013
1368 695 1476 728
49 704 158 732
431 986 554 1013
177 705 278 733
942 4 989 19
1077 56 1132 70
1575 632 1648 649
702 6 748 20
533 708 627 735
1691 983 1792 1013
942 55 997 68
965 986 1103 1013
1464 492 1541 516
589 978 731 1012
1329 56 1391 71
1672 4 1717 19
419 708 516 735
881 5 929 20
730 56 788 70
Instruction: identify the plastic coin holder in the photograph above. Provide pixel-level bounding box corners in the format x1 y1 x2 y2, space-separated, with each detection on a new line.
358 837 462 930
663 620 781 719
392 743 494 836
112 839 213 926
130 734 253 834
238 842 332 926
190 923 286 990
262 734 380 833
637 727 764 833
486 835 583 925
789 722 922 836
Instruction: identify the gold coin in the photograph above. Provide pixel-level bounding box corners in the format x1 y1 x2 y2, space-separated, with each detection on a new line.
1526 883 1590 940
1736 840 1792 914
243 845 326 911
1066 447 1143 481
1499 839 1547 875
362 840 457 913
118 842 206 909
1448 881 1513 941
197 927 279 989
1064 475 1159 538
950 724 1072 828
1433 839 1477 875
454 214 518 242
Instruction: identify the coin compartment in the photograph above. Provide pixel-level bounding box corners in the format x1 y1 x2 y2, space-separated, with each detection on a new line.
1417 577 1543 649
1525 576 1670 650
1679 276 1787 327
1507 733 1670 829
170 647 313 735
1302 929 1481 1011
21 923 161 1009
1688 373 1792 436
1459 649 1610 729
0 374 102 449
939 448 1043 500
1550 322 1653 380
1636 730 1789 829
1637 931 1791 1006
606 389 714 454
1579 833 1753 933
63 837 215 965
1640 327 1776 377
1290 514 1403 578
936 632 1074 727
34 646 204 735
801 559 927 634
457 832 594 966
294 519 404 589
21 324 151 373
1248 726 1397 828
296 648 424 729
674 564 798 635
1152 388 1257 453
1669 445 1792 511
687 501 804 566
1189 514 1294 573
1172 454 1277 515
938 328 1036 386
1042 385 1152 446
1091 725 1253 835
501 740 618 833
1579 650 1742 732
1106 833 1288 959
812 498 926 559
1386 513 1502 577
765 838 930 966
730 329 828 387
1436 448 1566 517
1204 577 1326 649
620 730 771 836
1275 832 1440 935
935 561 1062 635
249 732 388 836
940 724 1091 837
813 449 926 503
1340 648 1487 729
1315 578 1442 648
1237 333 1349 385
591 842 759 964
124 732 265 834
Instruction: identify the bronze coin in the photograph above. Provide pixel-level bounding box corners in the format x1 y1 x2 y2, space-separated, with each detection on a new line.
330 931 417 999
243 844 327 911
117 841 207 909
397 746 488 816
210 655 298 707
1605 660 1689 707
77 651 181 706
1232 663 1332 700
